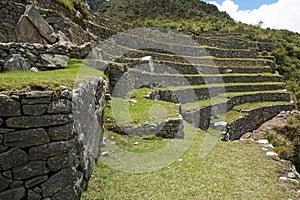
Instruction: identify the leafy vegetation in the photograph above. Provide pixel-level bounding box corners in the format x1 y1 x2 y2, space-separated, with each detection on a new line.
0 59 104 94
266 112 300 171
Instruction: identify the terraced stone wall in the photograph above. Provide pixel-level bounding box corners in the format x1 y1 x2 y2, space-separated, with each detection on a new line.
227 104 294 140
0 78 107 200
0 42 92 71
182 93 292 130
0 1 25 42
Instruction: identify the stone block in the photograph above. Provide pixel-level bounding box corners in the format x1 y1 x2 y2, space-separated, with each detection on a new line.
25 175 48 188
22 104 48 116
3 54 31 71
0 174 12 192
48 123 74 141
6 114 73 128
0 95 21 117
4 128 50 148
12 161 49 180
0 148 28 170
9 181 23 188
48 99 72 114
52 184 77 200
0 187 25 200
28 190 42 200
29 140 75 160
0 118 3 126
41 167 74 197
40 54 69 69
47 152 76 172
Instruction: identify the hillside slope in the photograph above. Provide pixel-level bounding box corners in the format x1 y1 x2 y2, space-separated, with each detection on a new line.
97 0 300 108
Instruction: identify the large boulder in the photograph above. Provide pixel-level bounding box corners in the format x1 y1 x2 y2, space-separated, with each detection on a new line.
40 54 69 69
15 15 46 44
3 54 31 71
15 5 57 44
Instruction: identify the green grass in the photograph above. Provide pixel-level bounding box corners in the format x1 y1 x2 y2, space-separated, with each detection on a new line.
180 89 287 111
216 101 292 123
105 88 179 126
235 101 292 111
82 126 299 199
182 97 228 111
0 59 105 94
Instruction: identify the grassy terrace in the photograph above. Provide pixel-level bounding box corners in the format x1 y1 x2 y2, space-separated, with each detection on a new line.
181 90 288 112
104 35 256 52
101 47 268 62
154 82 284 90
0 59 104 94
218 101 292 123
82 124 299 199
106 88 179 126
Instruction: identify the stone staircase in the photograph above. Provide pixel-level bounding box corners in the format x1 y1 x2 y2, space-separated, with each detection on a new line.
100 29 294 140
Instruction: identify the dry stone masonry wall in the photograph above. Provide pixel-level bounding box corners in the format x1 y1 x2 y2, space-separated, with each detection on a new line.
0 78 107 200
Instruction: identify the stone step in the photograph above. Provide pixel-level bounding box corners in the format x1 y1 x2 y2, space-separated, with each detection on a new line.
181 91 291 130
148 83 286 104
191 36 258 50
225 103 294 140
100 38 259 59
96 48 275 71
125 69 283 87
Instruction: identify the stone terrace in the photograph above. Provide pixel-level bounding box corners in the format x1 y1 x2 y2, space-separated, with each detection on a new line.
102 29 294 140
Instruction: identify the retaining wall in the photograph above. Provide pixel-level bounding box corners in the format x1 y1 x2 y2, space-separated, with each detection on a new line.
0 77 107 200
182 92 292 130
0 42 92 71
227 104 294 140
112 117 184 139
151 84 286 104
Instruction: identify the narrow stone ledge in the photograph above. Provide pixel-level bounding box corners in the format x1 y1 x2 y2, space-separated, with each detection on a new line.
4 128 50 148
22 104 48 116
6 114 73 128
29 140 75 160
12 161 49 181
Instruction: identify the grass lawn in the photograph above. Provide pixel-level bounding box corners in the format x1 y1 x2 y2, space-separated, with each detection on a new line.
0 59 104 94
81 122 299 199
105 88 179 126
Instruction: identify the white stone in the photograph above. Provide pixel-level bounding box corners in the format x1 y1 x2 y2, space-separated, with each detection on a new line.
266 152 278 157
101 151 109 157
279 177 288 181
178 159 183 162
141 56 152 61
261 147 268 151
265 144 274 149
30 67 38 72
257 139 269 144
288 172 296 179
134 142 139 145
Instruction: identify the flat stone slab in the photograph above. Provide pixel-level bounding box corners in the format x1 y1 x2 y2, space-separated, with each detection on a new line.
0 187 26 200
0 148 29 170
4 128 50 148
6 114 73 128
12 161 49 180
